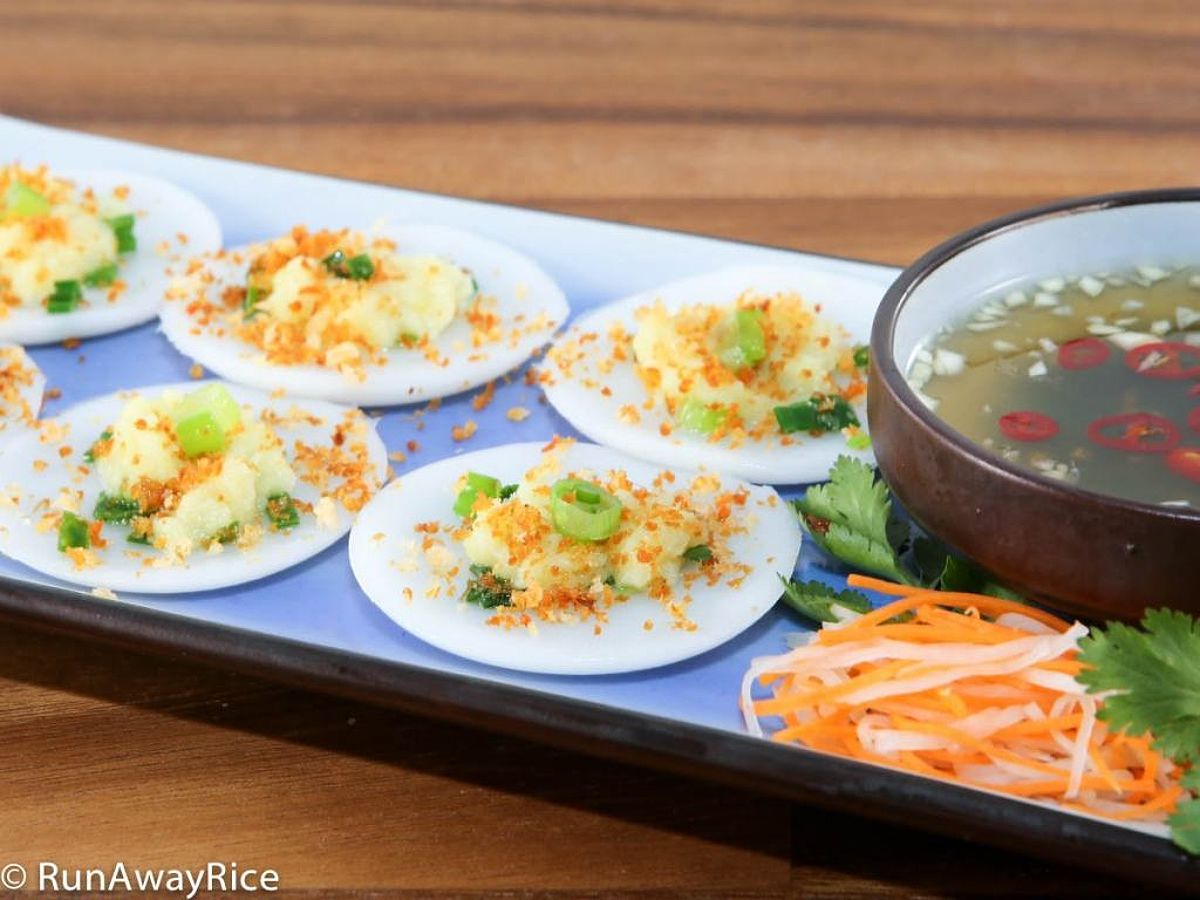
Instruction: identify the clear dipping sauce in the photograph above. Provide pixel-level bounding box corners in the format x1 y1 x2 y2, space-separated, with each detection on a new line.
909 266 1200 510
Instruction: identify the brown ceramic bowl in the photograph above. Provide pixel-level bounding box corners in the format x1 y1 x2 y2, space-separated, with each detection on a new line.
869 189 1200 622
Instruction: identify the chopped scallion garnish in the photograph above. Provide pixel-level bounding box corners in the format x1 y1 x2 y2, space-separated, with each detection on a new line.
266 493 300 530
847 431 872 451
321 250 373 280
243 283 264 317
93 493 141 525
549 478 622 542
853 344 870 370
774 393 860 435
4 182 51 217
345 254 374 280
453 471 503 518
57 512 90 552
175 411 225 457
106 214 137 253
127 517 154 545
83 428 113 464
683 544 713 563
462 564 513 608
321 249 346 274
716 309 767 371
82 262 119 288
46 280 82 314
467 472 501 495
171 384 242 457
210 522 241 544
677 398 727 435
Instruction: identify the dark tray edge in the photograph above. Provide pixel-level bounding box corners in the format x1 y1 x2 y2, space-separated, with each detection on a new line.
1 576 1194 891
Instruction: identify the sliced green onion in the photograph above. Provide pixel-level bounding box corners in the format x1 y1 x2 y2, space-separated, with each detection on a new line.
321 249 346 274
453 489 480 518
174 411 225 457
5 182 51 217
174 384 242 435
498 483 519 500
467 472 501 495
57 512 90 552
83 428 113 464
847 431 872 451
676 397 727 434
853 344 870 370
467 274 479 300
126 531 152 546
345 254 374 280
716 309 767 371
549 478 622 542
321 249 373 280
46 280 82 314
682 544 713 563
774 393 860 435
82 262 119 288
106 214 137 253
266 493 300 530
244 283 263 317
210 522 241 544
454 471 504 518
93 493 140 524
602 574 635 595
172 384 242 457
573 483 601 504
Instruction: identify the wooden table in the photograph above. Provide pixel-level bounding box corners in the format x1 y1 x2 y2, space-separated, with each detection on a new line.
0 2 1189 895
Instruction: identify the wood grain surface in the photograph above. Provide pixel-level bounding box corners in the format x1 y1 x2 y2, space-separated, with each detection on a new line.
0 1 1191 896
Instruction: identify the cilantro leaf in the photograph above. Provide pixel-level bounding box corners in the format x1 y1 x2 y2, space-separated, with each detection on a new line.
802 456 892 546
1077 609 1200 766
936 554 1021 599
912 535 949 584
1169 769 1200 855
1078 609 1200 856
793 456 915 585
821 522 912 585
778 576 871 624
909 535 1022 600
885 514 911 558
937 554 980 593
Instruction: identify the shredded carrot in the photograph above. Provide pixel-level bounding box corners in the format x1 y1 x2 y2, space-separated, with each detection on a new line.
742 579 1183 827
843 575 1072 631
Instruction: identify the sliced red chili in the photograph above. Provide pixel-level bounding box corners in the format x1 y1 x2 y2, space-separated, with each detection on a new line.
998 410 1059 442
1165 446 1200 484
1087 412 1181 453
1190 406 1200 435
1058 337 1110 371
1124 342 1200 379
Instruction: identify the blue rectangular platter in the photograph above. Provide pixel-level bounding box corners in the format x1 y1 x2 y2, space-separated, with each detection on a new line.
1 116 1194 890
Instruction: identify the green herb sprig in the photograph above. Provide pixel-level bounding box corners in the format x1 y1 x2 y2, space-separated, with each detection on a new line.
1078 609 1200 854
781 456 1017 621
